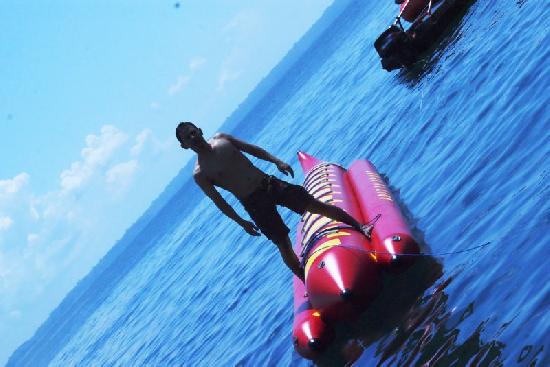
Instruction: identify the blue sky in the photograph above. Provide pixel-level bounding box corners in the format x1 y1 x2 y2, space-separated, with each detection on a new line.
0 0 333 363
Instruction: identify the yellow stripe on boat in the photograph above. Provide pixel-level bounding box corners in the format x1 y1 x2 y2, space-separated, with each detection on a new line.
326 231 350 238
302 214 321 232
302 217 333 243
317 194 333 202
307 181 331 193
305 238 342 276
313 188 332 198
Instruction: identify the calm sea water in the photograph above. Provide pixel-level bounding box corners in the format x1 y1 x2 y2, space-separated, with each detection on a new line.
8 0 549 366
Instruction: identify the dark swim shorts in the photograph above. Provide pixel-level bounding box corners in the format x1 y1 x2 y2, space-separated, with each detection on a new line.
240 175 315 243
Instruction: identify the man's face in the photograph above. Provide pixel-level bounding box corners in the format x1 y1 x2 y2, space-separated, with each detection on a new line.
178 125 203 149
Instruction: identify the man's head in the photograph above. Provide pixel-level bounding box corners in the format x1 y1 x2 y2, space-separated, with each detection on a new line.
176 121 204 150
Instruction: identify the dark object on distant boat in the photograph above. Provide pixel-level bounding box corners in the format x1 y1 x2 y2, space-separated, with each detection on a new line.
375 0 471 71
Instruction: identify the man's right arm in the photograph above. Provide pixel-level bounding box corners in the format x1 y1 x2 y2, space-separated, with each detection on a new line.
194 172 260 236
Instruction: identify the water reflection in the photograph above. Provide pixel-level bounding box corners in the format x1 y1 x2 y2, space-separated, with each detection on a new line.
312 255 442 366
309 258 512 366
395 0 479 86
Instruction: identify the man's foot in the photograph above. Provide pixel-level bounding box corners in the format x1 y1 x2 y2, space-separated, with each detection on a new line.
360 224 374 240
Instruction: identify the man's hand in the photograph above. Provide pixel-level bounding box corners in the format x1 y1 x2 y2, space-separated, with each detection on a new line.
241 220 261 236
276 161 294 178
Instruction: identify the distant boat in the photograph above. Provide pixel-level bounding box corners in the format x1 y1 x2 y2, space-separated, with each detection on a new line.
374 0 475 71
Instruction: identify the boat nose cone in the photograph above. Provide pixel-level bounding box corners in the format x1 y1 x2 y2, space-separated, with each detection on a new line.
308 338 322 351
382 234 420 273
340 288 353 301
297 151 323 173
292 310 334 359
306 247 381 320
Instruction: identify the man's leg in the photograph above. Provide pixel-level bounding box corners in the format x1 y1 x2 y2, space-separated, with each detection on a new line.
305 199 373 237
274 236 305 283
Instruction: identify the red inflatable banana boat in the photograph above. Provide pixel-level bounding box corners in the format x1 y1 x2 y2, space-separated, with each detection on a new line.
292 152 420 359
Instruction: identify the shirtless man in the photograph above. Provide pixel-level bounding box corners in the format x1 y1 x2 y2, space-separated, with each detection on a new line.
176 122 371 282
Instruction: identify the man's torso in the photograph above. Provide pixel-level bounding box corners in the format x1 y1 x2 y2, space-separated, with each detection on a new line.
195 135 266 199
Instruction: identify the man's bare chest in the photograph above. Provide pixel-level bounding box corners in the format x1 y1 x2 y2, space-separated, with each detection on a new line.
198 142 240 182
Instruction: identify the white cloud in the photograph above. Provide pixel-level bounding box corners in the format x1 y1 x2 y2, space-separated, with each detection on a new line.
149 135 175 155
130 129 152 157
59 162 91 192
0 173 29 197
168 56 206 96
27 233 39 244
105 160 138 191
168 75 191 96
8 310 21 319
0 216 14 231
81 125 127 167
29 205 40 220
105 159 138 197
216 11 261 92
0 124 178 360
217 68 242 92
59 125 127 192
222 9 260 35
189 57 206 71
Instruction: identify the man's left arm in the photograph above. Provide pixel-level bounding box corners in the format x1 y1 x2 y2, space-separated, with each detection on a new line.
219 133 294 177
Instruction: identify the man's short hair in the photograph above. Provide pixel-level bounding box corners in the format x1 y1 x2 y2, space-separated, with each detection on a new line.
176 121 197 141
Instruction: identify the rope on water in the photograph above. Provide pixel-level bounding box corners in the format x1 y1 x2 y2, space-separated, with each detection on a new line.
304 240 493 262
299 210 493 267
349 241 492 258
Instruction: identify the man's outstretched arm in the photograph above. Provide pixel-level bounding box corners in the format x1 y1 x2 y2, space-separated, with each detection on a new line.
218 133 294 177
194 172 260 236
